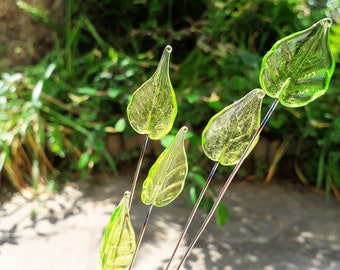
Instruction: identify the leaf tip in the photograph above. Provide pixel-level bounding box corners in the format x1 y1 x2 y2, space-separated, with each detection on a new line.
123 190 131 199
254 88 265 99
181 126 188 133
165 45 173 53
319 18 332 29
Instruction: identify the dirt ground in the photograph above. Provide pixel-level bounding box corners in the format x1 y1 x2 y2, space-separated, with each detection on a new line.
1 174 340 270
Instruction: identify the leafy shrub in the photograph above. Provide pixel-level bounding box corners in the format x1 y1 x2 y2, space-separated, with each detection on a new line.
1 0 339 200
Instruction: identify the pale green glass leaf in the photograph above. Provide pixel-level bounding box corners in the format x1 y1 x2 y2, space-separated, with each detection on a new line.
260 18 335 107
100 191 136 270
202 89 265 166
126 45 177 140
141 126 188 207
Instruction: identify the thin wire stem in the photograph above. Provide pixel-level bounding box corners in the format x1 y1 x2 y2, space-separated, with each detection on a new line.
165 161 219 270
129 135 149 209
175 98 279 269
128 204 154 270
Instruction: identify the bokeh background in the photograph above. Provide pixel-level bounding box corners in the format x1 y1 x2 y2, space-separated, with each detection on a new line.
0 0 339 202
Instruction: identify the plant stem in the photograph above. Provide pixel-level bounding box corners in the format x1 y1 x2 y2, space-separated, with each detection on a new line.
128 204 154 270
175 98 279 269
129 135 149 208
165 161 219 270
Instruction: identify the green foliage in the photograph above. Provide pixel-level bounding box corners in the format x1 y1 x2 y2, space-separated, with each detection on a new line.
295 74 340 200
0 67 65 191
1 0 339 200
216 203 229 228
0 53 125 191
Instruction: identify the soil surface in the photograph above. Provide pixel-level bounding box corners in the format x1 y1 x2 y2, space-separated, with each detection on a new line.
1 174 340 270
0 0 64 70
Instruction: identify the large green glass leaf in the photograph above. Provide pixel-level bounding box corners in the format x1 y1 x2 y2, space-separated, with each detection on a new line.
100 191 136 270
141 126 188 207
126 45 177 140
201 89 265 166
259 18 335 107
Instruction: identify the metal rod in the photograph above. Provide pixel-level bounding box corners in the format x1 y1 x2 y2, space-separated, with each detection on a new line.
165 161 220 270
175 98 279 269
129 135 149 208
128 204 154 270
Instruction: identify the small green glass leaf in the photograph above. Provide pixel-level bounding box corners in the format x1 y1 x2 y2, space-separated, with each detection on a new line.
126 45 177 140
260 18 335 107
141 126 188 207
100 191 136 270
202 89 265 166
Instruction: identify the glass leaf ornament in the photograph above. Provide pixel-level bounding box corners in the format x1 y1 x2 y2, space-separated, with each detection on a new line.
141 126 188 207
201 89 265 166
100 191 136 270
259 18 335 107
126 45 177 140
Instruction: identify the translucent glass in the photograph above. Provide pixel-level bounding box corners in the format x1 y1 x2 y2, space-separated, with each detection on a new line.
141 126 188 207
202 89 265 166
127 45 177 139
100 191 136 270
260 18 335 107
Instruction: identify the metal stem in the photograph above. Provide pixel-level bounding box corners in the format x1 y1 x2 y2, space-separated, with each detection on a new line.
128 204 154 270
175 98 279 269
129 135 149 208
165 162 219 270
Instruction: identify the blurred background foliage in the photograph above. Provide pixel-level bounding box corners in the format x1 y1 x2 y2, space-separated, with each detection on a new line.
0 0 339 201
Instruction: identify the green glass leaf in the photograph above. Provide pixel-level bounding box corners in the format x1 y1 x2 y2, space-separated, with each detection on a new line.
201 89 265 166
126 45 177 140
141 126 188 207
260 18 335 107
100 191 136 270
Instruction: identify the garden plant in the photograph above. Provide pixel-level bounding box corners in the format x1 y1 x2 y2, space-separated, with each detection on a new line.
1 0 339 200
99 17 335 270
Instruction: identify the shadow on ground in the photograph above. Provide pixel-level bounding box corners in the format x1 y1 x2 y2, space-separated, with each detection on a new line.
0 174 340 270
